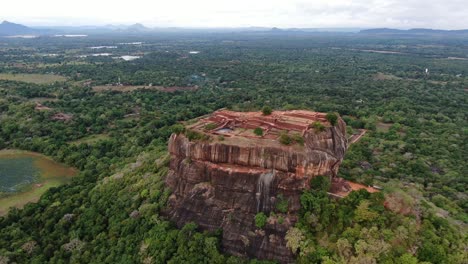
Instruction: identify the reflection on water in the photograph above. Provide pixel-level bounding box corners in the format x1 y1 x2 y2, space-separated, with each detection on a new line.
216 128 233 133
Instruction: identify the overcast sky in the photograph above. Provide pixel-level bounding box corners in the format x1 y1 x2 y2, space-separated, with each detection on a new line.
1 0 467 29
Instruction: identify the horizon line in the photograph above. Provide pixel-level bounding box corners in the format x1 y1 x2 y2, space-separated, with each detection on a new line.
2 20 468 31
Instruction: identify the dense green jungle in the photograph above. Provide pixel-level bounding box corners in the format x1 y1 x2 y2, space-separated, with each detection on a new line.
0 32 466 263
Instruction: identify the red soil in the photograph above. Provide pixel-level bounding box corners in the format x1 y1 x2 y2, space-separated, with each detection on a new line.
51 113 73 121
331 179 379 197
160 86 198 92
34 103 52 111
188 109 329 140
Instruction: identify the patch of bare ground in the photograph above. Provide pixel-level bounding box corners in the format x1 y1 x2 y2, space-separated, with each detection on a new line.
51 113 73 121
377 122 393 133
30 97 59 103
330 178 379 198
348 129 367 144
373 72 402 81
424 80 448 85
34 103 52 111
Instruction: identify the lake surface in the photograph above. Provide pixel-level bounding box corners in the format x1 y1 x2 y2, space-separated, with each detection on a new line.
121 55 141 61
0 150 77 215
0 156 39 193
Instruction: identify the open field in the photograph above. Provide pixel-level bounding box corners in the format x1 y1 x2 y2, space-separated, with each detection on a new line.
373 72 402 81
0 179 65 215
69 134 110 145
0 73 67 84
376 122 393 132
93 85 149 92
29 97 59 103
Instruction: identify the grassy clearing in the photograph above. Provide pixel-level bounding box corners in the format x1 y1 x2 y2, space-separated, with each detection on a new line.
0 179 63 215
373 72 402 81
93 85 156 92
29 97 59 103
0 149 77 215
0 73 67 84
376 122 393 133
69 134 110 145
373 72 448 85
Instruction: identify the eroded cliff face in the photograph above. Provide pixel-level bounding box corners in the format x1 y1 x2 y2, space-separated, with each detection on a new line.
164 111 348 263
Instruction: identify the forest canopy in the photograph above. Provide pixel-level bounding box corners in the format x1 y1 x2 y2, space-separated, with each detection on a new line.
0 32 466 263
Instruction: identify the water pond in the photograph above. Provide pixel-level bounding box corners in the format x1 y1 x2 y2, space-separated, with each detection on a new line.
0 150 77 215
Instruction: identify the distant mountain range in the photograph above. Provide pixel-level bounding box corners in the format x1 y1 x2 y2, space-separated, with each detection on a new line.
0 21 39 35
1 21 467 36
360 28 468 35
0 21 364 36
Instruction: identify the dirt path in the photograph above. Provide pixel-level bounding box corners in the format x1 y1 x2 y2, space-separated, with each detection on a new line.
349 129 367 144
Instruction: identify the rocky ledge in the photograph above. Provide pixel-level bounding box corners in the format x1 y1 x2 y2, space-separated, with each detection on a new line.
164 110 348 263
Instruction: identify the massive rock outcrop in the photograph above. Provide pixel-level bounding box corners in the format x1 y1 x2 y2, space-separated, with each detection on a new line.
165 110 348 263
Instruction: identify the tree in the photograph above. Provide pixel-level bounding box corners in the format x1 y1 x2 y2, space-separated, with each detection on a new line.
285 227 305 254
254 127 263 136
279 131 292 145
396 253 418 264
336 238 352 261
262 106 272 116
326 113 338 126
354 200 379 223
310 176 331 191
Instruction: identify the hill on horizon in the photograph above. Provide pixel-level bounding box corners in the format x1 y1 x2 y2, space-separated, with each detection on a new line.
360 27 468 35
0 21 39 36
1 20 468 36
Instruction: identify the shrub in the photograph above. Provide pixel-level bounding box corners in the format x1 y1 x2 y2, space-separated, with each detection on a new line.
279 131 292 145
276 194 289 213
310 176 331 191
254 127 263 136
186 129 210 141
140 189 149 198
172 124 185 134
292 133 304 145
312 121 325 132
218 135 225 141
326 112 338 126
204 123 218 131
278 215 284 224
255 212 268 228
262 106 272 116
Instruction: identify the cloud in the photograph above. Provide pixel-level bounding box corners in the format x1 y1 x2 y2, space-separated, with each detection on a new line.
1 0 467 29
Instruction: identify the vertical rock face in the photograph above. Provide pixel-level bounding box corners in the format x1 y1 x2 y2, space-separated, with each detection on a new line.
164 110 348 263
